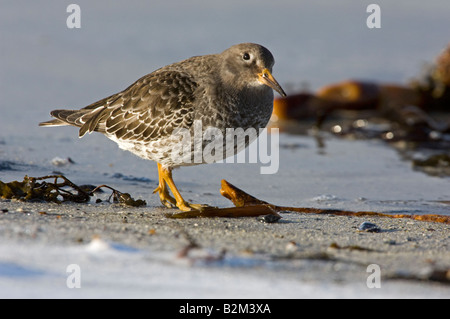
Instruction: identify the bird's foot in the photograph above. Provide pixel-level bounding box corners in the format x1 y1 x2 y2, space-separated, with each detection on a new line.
176 201 215 212
153 185 177 208
153 185 213 211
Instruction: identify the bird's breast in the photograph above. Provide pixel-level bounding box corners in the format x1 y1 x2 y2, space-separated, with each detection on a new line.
198 85 274 131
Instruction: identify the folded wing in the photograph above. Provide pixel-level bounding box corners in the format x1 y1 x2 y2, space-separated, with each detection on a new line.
39 70 199 143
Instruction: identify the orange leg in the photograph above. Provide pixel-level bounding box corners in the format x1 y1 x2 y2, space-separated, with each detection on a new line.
153 163 177 208
154 163 210 211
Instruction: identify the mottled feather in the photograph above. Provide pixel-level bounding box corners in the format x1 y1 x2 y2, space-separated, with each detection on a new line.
44 70 198 142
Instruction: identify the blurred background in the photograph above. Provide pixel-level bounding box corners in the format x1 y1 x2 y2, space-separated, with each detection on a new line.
1 0 449 126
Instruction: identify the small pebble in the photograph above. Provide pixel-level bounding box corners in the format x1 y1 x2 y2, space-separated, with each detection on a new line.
51 157 74 167
358 221 381 233
285 241 299 252
258 214 281 223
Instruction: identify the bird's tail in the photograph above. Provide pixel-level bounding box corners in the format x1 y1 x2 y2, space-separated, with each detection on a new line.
39 109 81 128
39 118 70 127
39 107 106 137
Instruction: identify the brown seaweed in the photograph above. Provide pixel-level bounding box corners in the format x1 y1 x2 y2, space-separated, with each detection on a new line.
165 204 280 219
0 175 90 203
90 184 146 207
219 179 450 224
0 175 146 207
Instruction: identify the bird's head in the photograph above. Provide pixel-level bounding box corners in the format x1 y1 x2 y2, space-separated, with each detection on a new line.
219 43 286 97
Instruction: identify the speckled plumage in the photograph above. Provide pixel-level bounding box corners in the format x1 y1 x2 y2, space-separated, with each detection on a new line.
40 43 285 210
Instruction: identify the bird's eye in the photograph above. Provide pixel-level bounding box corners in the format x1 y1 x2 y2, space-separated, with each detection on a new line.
243 53 251 61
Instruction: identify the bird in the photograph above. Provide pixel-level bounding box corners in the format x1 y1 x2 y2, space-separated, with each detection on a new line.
39 43 286 211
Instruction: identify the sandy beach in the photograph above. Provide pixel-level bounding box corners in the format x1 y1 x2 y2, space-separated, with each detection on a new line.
0 195 449 298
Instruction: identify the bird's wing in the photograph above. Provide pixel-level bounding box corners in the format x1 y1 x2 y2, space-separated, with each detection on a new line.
47 70 199 142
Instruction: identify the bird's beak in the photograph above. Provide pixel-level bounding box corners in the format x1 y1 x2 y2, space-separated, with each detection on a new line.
258 68 287 97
